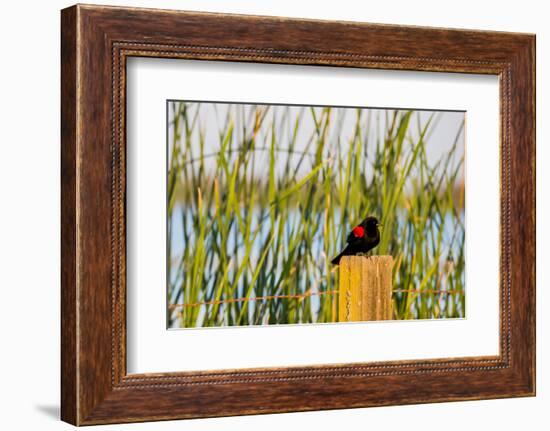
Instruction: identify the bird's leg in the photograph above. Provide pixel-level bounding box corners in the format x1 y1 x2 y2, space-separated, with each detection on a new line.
357 252 372 259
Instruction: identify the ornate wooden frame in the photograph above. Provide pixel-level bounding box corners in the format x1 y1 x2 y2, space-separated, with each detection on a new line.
61 4 535 425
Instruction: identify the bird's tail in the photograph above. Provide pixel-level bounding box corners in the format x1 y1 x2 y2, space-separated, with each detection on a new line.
331 250 346 265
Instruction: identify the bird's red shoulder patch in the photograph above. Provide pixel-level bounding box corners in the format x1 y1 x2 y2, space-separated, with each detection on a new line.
352 226 365 238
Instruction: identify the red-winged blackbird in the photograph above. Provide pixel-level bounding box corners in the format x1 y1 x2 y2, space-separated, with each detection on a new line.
331 216 382 265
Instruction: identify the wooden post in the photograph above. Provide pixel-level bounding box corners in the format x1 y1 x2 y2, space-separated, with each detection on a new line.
338 256 394 322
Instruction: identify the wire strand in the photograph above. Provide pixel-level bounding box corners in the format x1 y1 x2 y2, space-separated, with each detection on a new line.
168 290 338 310
169 289 463 310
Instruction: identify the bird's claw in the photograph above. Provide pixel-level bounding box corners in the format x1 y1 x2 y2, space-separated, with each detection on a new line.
356 252 372 259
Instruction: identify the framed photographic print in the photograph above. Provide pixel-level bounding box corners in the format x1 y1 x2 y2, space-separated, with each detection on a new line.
61 4 535 425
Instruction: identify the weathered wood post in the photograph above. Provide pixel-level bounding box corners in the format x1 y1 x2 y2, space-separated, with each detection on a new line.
338 255 394 322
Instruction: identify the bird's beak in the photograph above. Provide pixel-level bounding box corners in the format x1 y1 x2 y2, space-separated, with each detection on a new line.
377 223 383 230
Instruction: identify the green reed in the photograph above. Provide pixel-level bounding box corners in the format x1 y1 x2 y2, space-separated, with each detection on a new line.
167 102 465 328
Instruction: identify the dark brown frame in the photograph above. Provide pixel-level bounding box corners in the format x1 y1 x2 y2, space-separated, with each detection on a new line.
61 4 536 425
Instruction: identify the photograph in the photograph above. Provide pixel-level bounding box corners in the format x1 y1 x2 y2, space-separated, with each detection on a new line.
167 101 465 328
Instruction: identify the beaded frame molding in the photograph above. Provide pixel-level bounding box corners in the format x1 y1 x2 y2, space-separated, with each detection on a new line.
61 4 535 425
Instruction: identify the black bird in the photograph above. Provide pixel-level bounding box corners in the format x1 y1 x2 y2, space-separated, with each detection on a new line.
331 216 382 265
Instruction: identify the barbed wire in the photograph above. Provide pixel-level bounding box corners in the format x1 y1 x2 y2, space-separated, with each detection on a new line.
169 288 463 310
168 290 339 310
